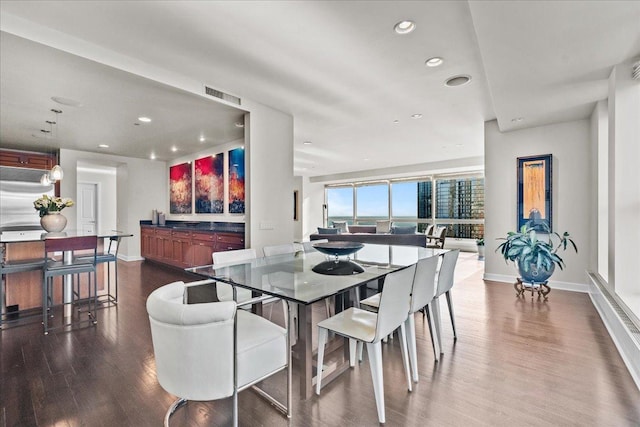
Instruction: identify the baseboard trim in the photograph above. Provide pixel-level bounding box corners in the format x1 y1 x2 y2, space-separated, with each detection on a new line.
117 254 144 262
483 273 589 293
587 273 640 391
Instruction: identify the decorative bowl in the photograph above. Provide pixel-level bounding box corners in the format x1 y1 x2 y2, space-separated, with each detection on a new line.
312 241 365 275
312 241 364 257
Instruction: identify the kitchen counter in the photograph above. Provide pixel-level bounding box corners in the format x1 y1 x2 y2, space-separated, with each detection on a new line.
139 220 244 234
0 229 132 243
140 221 245 268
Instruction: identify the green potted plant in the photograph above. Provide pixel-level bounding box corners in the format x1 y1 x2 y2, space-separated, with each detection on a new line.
476 237 485 259
496 222 577 283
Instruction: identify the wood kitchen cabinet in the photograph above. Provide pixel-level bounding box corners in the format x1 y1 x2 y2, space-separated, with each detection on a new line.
140 226 245 268
0 149 55 169
171 230 192 268
155 229 172 262
215 232 245 252
191 232 216 267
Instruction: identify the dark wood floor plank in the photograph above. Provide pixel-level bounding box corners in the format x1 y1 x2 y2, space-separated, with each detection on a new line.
1 256 639 426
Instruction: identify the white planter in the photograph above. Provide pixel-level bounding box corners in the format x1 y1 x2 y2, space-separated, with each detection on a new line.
41 212 67 232
477 244 485 259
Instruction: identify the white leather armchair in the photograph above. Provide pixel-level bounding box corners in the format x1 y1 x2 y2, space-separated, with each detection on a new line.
147 281 291 427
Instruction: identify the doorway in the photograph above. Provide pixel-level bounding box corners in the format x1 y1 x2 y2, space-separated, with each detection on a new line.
78 182 98 234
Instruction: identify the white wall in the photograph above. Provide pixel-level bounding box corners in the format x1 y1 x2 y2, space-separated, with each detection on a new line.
243 104 294 252
60 148 167 260
302 178 326 240
484 119 590 289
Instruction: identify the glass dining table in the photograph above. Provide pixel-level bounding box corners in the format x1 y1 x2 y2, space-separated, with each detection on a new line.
187 243 446 400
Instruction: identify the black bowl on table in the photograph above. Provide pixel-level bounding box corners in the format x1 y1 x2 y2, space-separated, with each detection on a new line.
312 241 365 275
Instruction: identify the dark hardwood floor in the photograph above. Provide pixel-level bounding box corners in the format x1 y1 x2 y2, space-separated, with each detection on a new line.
1 254 639 426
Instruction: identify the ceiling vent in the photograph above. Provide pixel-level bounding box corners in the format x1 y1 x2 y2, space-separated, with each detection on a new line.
632 60 640 80
204 85 241 105
445 75 472 87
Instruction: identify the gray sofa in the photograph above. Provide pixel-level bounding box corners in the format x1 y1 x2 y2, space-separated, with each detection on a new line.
309 225 427 247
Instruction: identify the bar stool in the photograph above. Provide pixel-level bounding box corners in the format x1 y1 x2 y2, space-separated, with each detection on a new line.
76 235 121 306
42 235 98 335
0 249 46 328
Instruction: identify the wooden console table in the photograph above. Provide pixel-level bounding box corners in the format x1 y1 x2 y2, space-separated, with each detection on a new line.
514 277 550 300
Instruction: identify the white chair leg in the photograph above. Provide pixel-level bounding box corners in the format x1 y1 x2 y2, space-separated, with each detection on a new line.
232 390 238 427
406 314 419 383
324 297 332 318
366 342 385 424
349 338 357 367
432 296 443 353
398 322 412 392
445 290 457 340
357 341 364 362
316 327 328 395
426 303 440 362
266 301 275 320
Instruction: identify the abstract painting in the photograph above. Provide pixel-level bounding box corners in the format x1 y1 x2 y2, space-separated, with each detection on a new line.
195 154 224 213
169 162 192 214
228 148 245 214
517 154 552 231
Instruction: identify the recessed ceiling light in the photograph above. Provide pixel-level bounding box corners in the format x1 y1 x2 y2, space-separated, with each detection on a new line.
363 158 370 161
138 116 152 123
511 117 524 123
425 57 444 67
150 153 156 160
199 136 206 142
394 20 416 34
411 114 423 119
171 146 178 152
445 75 472 87
303 141 312 145
51 96 83 107
98 144 109 148
393 120 400 124
234 122 244 128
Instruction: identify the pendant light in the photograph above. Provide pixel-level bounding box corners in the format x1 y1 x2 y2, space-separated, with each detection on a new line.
49 109 64 182
50 165 63 181
40 172 52 185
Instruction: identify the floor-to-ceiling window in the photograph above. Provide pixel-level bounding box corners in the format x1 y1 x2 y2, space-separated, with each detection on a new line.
356 182 388 224
434 176 484 239
325 172 484 240
326 186 354 225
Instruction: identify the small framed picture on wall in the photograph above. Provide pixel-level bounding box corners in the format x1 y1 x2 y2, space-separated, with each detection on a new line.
517 154 552 232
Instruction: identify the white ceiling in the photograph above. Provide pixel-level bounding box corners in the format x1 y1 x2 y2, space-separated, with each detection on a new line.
0 1 638 177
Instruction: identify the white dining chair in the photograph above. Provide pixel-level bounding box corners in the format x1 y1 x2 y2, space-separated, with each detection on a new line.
213 248 287 319
361 255 441 381
315 264 416 424
432 249 460 351
263 243 298 257
212 248 256 303
301 239 328 253
147 281 291 427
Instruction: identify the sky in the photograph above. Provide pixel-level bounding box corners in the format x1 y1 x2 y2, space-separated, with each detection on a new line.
328 182 418 218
